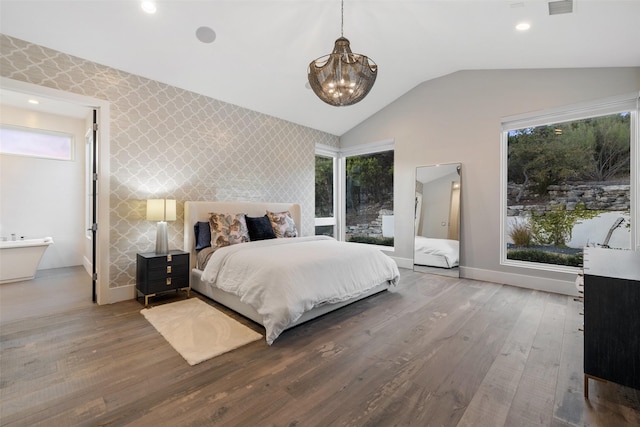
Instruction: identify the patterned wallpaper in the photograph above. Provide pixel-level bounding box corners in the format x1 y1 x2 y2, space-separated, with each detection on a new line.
0 34 338 288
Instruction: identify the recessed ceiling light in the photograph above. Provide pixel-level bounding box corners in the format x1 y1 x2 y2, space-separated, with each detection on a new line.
141 1 157 14
516 22 531 31
195 26 216 44
28 99 39 105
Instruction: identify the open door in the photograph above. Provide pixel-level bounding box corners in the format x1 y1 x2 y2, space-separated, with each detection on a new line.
90 109 98 302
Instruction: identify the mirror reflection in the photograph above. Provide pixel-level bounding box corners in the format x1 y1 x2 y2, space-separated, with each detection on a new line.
414 163 461 277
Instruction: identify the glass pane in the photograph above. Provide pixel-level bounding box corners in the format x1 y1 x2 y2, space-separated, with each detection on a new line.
315 155 334 218
506 113 631 267
0 125 73 160
345 150 394 247
315 225 334 237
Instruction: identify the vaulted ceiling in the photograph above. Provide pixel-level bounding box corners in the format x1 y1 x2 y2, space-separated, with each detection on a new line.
1 1 639 135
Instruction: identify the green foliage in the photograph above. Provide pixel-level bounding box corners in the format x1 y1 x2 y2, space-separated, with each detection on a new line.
509 219 533 247
507 248 583 267
348 236 394 247
315 155 334 217
508 113 630 196
529 204 600 247
346 151 394 210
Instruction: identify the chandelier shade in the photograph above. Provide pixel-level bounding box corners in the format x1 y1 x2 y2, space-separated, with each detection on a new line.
308 37 377 106
307 0 377 106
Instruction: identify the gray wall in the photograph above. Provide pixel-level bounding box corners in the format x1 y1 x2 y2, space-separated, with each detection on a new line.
341 68 640 294
1 34 338 290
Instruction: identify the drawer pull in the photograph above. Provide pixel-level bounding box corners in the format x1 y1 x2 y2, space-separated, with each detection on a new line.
167 266 172 274
167 254 172 262
166 277 172 286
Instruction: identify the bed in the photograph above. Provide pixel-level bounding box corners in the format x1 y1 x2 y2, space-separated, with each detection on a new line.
414 236 459 269
184 201 400 344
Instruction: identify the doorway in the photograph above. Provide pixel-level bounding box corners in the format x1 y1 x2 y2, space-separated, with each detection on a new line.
0 77 110 304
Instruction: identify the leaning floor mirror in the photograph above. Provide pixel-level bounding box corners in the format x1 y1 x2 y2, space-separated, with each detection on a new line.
414 163 461 277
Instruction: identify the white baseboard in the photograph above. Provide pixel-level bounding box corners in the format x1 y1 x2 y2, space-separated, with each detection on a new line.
392 257 576 296
460 266 578 296
109 284 137 304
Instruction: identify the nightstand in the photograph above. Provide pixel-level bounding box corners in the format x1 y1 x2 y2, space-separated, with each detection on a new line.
136 250 190 306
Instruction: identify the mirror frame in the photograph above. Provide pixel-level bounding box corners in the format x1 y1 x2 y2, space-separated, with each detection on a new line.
414 163 461 277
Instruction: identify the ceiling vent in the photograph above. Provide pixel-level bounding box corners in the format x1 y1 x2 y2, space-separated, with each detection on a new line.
548 0 573 15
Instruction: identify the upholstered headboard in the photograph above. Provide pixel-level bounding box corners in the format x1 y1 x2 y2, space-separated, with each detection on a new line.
183 201 302 269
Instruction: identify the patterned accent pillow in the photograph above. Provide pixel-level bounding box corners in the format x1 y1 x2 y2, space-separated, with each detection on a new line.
266 210 298 238
208 212 250 248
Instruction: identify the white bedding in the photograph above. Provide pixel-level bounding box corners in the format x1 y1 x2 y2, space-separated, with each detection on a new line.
414 236 459 268
201 235 400 344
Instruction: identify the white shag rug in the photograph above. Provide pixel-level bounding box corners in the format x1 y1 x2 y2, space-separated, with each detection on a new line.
141 298 262 365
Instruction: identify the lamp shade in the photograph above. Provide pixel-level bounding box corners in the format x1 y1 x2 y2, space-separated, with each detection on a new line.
146 199 176 221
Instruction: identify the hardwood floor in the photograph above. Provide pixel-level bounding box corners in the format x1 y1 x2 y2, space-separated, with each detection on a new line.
1 267 639 426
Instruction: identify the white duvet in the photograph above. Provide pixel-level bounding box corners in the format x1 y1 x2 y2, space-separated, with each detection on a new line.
414 236 459 268
201 236 400 344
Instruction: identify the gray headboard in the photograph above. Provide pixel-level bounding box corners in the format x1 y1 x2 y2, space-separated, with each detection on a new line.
183 201 302 269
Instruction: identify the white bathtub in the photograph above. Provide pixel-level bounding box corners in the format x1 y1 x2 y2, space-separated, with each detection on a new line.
0 237 54 283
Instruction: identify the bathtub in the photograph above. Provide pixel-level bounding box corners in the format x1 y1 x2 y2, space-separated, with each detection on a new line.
0 237 54 283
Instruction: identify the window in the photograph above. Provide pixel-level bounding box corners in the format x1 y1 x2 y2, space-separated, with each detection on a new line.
0 124 74 160
501 93 638 272
344 149 394 246
315 150 337 237
315 140 395 247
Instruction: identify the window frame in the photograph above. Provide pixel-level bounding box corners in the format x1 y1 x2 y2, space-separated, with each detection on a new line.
0 123 75 161
315 144 339 237
500 92 639 273
315 139 395 248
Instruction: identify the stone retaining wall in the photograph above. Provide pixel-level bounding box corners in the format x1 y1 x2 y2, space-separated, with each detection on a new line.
346 209 394 238
508 182 630 216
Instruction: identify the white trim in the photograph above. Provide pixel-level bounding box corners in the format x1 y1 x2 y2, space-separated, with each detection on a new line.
460 266 578 297
339 138 394 157
389 256 412 269
109 284 137 303
1 77 112 305
314 217 336 226
315 143 338 157
502 91 640 130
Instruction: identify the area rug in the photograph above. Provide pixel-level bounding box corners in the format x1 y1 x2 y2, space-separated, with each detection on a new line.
140 298 262 365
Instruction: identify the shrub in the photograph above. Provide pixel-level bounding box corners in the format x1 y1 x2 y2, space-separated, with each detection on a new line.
507 248 583 267
509 220 533 247
348 236 394 246
530 203 599 247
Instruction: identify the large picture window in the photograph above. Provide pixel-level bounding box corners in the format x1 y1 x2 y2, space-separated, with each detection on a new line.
501 93 638 271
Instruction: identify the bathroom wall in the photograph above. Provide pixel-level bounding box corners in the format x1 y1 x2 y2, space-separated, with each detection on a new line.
0 34 338 291
0 105 87 270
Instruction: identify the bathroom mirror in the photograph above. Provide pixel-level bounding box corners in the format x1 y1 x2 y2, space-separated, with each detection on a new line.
414 163 461 277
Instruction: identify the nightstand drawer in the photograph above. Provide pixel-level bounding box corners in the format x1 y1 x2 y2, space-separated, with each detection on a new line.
145 275 190 293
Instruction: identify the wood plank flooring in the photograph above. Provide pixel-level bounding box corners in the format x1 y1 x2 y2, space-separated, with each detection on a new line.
1 266 639 426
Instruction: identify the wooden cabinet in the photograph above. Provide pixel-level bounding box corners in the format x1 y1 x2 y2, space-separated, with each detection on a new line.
583 247 640 397
136 250 190 306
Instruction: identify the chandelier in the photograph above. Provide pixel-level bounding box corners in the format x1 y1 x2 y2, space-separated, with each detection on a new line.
307 0 378 106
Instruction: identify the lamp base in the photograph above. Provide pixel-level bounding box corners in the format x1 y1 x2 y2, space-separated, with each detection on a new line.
155 221 169 254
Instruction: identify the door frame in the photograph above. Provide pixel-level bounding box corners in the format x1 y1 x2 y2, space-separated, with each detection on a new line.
1 77 111 304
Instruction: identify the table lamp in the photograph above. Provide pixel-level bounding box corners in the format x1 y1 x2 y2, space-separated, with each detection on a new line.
146 199 176 254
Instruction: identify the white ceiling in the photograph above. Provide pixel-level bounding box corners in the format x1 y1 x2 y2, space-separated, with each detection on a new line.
1 1 639 136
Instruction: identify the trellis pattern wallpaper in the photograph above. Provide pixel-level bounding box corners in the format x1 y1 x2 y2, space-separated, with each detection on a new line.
1 34 338 288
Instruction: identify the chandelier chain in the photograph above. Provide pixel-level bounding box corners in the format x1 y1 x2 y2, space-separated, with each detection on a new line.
341 0 344 37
